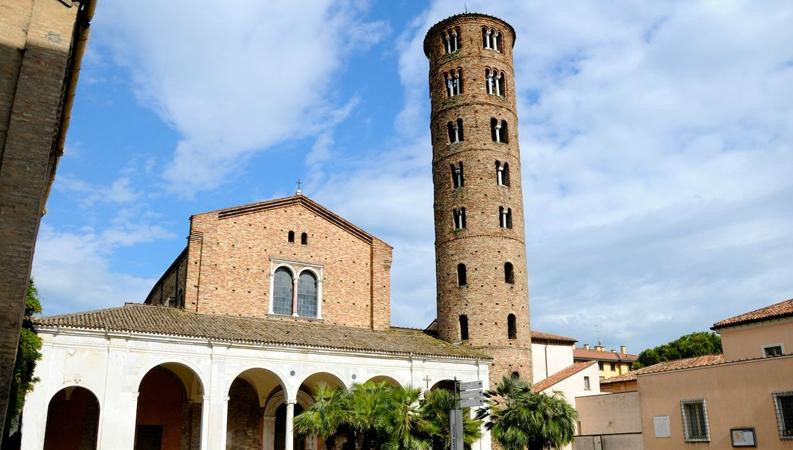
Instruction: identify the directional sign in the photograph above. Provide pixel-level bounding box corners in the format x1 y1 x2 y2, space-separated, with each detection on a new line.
459 390 483 400
459 380 482 391
459 397 484 408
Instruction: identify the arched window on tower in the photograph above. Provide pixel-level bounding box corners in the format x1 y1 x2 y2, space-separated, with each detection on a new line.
482 27 501 51
491 118 500 142
300 232 308 245
272 267 294 315
500 120 509 143
496 161 510 186
287 231 295 243
499 207 513 229
508 313 517 339
459 315 469 340
504 262 514 284
498 71 506 96
457 263 467 287
443 27 461 54
451 162 464 189
297 271 318 317
507 208 513 229
448 119 464 143
445 68 463 97
453 207 466 230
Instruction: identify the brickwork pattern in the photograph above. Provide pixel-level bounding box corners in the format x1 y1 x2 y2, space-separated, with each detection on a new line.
226 378 263 450
425 14 532 385
181 197 392 330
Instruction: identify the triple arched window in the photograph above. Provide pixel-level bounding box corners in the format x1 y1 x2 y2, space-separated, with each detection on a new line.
491 118 509 143
482 27 501 51
445 68 463 97
485 68 506 96
448 118 464 143
443 27 461 54
271 264 322 318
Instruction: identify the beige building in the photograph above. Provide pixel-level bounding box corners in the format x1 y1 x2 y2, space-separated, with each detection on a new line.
0 0 92 435
573 345 637 379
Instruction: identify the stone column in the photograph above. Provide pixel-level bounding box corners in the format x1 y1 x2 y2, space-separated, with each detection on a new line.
200 396 210 450
285 402 295 450
291 278 299 317
262 416 275 450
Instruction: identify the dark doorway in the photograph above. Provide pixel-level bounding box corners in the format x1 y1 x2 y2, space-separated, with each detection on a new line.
43 386 100 450
274 403 305 450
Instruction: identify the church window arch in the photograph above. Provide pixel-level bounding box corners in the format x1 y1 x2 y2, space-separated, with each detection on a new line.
445 68 463 97
504 262 514 284
448 118 464 143
451 161 464 189
300 232 308 245
459 315 469 340
453 207 466 230
508 314 517 339
482 27 501 51
442 27 461 54
272 267 294 315
288 231 295 243
297 270 318 318
457 263 467 287
485 68 506 96
496 161 510 186
499 207 513 229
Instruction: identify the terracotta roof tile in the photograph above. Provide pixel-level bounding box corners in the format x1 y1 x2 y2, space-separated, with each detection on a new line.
531 331 577 344
532 361 596 393
712 298 793 329
600 354 726 384
35 304 487 360
574 348 638 362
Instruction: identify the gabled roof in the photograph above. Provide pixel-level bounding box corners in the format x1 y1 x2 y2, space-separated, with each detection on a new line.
35 304 485 360
712 298 793 330
574 348 638 363
532 361 596 393
531 331 577 345
194 194 390 247
600 354 726 385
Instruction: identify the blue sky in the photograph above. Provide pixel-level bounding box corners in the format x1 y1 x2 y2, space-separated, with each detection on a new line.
34 0 793 352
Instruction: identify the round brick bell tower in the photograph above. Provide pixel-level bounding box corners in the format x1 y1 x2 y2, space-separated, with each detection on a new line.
424 14 532 386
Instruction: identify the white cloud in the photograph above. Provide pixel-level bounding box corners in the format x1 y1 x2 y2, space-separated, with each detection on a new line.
95 0 386 196
307 1 793 350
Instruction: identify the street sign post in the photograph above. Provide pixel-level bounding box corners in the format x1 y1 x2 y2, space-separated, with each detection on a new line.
451 380 485 450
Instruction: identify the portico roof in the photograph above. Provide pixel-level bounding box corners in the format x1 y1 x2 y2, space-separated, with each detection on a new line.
35 304 488 360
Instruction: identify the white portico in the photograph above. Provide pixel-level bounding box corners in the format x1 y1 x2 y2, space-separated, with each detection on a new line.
21 304 491 450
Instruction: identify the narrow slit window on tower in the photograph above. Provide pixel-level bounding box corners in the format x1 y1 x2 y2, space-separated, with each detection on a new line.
459 314 469 340
504 262 514 284
448 119 463 143
508 313 517 339
507 208 513 229
457 263 467 286
498 71 506 96
300 232 308 245
500 120 509 143
451 162 464 189
288 231 295 243
453 208 466 230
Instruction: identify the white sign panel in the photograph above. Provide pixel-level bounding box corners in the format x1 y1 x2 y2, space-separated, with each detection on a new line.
653 416 671 438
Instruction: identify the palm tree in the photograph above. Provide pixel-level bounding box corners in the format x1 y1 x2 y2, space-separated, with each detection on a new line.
477 376 577 450
293 384 349 449
383 386 431 450
420 388 482 450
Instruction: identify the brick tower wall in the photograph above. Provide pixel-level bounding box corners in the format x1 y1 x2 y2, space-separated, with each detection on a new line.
424 14 532 385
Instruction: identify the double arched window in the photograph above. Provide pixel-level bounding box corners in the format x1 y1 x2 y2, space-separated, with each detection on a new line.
499 207 513 229
485 68 506 96
448 118 464 143
491 118 509 143
451 162 464 189
496 161 510 186
271 264 321 318
445 68 463 97
453 207 466 230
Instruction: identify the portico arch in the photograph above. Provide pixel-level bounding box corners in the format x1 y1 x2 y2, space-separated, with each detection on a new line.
226 368 287 450
135 362 203 450
365 375 401 387
43 386 100 449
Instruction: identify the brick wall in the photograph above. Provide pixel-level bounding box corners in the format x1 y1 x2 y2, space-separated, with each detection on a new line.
425 14 533 386
180 196 392 330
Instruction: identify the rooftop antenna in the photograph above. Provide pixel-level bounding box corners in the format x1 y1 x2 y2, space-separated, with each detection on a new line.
464 3 468 13
295 179 303 196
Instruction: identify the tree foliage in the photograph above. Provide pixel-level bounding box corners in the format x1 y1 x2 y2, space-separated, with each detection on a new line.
3 280 43 445
476 376 577 450
294 381 481 450
633 331 722 369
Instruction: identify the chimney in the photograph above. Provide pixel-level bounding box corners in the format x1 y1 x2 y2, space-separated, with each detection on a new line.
584 344 590 350
620 345 627 354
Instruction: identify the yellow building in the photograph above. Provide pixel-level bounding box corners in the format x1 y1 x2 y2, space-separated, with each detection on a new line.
574 344 638 379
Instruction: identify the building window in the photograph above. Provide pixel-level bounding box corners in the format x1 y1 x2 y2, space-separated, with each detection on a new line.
504 262 514 284
453 207 466 230
296 271 318 317
598 361 604 371
496 161 510 186
774 392 793 439
443 27 460 54
445 68 463 97
451 162 464 189
681 399 710 442
485 68 506 96
491 119 509 143
507 313 517 339
459 315 469 340
499 207 512 229
287 231 295 243
457 263 467 287
584 376 591 390
609 362 616 371
482 27 501 51
511 371 520 379
272 267 293 315
447 118 464 143
300 232 308 245
765 345 784 357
